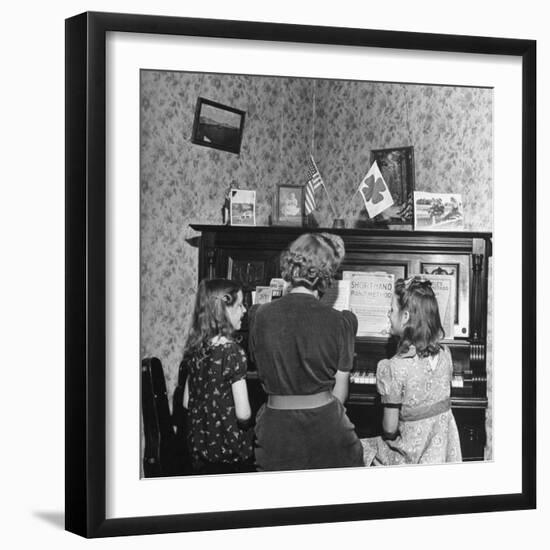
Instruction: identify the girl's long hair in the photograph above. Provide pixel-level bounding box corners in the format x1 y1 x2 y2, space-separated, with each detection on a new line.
394 276 444 357
279 232 345 294
183 278 242 355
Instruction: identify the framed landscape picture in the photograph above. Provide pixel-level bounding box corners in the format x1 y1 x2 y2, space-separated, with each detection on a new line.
66 11 535 538
191 97 246 154
414 191 465 231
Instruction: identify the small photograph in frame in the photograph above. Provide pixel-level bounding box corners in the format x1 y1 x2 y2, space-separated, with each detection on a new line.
370 146 415 225
275 184 305 226
191 97 246 154
230 189 256 226
414 191 464 231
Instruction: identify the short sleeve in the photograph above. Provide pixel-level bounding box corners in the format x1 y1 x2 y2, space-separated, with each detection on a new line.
376 358 405 404
337 310 358 372
222 343 248 383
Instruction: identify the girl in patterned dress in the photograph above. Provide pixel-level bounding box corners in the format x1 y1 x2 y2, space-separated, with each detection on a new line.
180 279 254 474
362 276 462 466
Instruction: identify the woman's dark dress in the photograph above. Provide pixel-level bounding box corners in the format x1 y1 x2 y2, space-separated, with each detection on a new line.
249 293 363 471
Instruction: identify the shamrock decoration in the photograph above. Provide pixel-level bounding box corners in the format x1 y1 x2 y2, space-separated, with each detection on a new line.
361 174 386 204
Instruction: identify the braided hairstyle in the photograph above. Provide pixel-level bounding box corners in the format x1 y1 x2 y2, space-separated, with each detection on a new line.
394 276 445 357
280 232 345 294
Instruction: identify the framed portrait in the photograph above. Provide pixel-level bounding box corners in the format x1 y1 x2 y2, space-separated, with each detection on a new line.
370 146 415 226
191 97 246 154
275 184 305 226
66 11 535 538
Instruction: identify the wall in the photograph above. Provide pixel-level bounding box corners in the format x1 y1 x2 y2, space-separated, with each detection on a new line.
141 70 313 394
140 69 493 453
311 80 493 228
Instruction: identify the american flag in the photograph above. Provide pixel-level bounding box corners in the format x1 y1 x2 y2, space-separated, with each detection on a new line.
305 156 324 214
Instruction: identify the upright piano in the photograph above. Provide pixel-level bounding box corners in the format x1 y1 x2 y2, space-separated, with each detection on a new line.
190 224 491 461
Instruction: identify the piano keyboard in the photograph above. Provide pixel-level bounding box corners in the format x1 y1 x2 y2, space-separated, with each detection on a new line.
451 375 464 388
350 371 376 385
351 372 465 388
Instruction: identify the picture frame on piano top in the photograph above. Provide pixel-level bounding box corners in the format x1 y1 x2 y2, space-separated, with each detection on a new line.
65 11 536 538
369 145 415 226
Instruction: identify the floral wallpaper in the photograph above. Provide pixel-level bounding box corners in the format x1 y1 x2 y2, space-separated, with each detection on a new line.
140 70 493 456
310 81 493 229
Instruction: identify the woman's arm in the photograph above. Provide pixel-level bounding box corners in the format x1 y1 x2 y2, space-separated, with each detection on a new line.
182 378 189 409
231 378 252 422
381 407 399 439
333 370 350 404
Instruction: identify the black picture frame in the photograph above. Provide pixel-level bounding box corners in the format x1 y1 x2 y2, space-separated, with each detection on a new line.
65 11 536 538
191 97 246 154
370 146 415 225
275 184 306 226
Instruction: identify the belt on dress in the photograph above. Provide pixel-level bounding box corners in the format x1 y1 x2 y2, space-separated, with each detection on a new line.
267 391 333 410
400 397 451 422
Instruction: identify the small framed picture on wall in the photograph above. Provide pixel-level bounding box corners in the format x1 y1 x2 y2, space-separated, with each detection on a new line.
191 97 246 154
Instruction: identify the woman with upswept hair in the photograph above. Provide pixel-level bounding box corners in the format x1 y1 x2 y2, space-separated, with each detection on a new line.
248 232 363 471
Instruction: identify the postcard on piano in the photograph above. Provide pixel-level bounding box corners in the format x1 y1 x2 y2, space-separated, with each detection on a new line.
253 286 274 304
269 278 287 299
229 188 256 226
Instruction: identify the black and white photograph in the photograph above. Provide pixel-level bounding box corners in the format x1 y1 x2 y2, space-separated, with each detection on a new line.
414 191 465 230
275 184 305 225
229 188 256 226
59 6 538 543
140 67 494 478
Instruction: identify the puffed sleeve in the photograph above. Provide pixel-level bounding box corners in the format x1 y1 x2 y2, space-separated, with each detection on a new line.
376 358 405 404
223 343 248 384
443 345 453 375
337 310 358 372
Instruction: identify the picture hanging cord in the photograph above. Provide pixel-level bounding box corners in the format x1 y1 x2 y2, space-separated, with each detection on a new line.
311 79 316 155
188 72 206 139
310 79 339 219
280 78 284 160
402 84 413 145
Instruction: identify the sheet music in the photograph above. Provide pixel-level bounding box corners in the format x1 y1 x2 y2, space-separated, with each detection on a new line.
342 271 394 337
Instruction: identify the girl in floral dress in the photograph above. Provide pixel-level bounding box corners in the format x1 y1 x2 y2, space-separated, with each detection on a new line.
362 276 462 466
180 279 254 474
